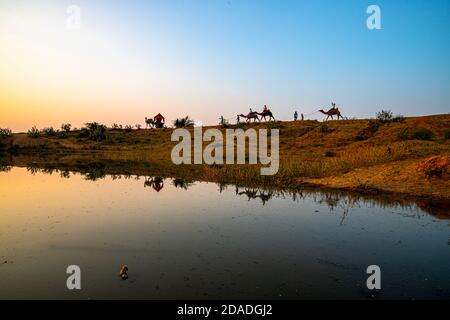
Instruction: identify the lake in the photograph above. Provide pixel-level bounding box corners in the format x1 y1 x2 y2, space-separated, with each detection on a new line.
0 166 449 299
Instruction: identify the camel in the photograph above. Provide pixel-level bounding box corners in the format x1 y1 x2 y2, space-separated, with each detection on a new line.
145 117 155 128
319 103 343 120
238 112 260 123
258 109 275 121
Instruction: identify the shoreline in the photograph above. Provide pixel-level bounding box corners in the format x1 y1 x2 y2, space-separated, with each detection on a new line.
1 114 449 203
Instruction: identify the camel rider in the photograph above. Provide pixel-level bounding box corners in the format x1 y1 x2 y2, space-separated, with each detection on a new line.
263 105 268 112
250 108 253 113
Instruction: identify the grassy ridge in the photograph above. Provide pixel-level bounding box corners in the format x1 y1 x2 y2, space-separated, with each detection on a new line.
1 114 450 200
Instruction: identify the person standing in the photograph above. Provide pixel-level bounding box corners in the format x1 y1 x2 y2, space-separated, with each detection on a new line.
294 111 298 121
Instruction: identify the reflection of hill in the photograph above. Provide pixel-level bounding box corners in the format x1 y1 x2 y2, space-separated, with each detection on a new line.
3 159 448 220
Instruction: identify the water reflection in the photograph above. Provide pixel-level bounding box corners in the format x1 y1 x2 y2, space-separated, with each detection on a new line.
15 164 450 220
1 164 449 300
172 178 195 190
144 176 164 192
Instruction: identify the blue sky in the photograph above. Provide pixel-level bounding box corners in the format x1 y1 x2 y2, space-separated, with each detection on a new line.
1 0 449 129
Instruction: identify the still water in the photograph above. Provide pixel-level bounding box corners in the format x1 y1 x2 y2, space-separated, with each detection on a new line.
0 167 449 299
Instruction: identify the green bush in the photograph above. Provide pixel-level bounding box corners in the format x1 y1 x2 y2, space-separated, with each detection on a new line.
411 128 434 141
83 122 107 141
0 128 12 139
28 126 41 138
376 110 393 123
42 127 57 137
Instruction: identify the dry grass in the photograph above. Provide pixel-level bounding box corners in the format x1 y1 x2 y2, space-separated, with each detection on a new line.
4 114 450 199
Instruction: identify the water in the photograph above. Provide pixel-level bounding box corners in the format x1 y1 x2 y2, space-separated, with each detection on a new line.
0 167 449 299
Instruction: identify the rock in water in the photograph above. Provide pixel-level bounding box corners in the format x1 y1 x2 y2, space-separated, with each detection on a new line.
119 265 129 280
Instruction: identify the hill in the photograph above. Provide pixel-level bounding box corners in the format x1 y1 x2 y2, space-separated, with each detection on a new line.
1 114 449 201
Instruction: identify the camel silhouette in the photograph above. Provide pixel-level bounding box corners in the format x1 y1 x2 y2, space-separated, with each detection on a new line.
238 112 260 123
319 102 343 120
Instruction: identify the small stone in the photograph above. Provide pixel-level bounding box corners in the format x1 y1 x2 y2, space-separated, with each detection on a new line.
119 265 129 280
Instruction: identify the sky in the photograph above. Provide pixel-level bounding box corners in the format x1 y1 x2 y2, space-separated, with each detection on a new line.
0 0 449 132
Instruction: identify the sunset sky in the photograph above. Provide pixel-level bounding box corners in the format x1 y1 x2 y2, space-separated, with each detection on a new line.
1 0 449 132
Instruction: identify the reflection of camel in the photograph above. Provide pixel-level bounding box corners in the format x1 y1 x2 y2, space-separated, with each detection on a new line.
319 102 343 120
238 112 260 123
236 187 274 205
144 176 164 192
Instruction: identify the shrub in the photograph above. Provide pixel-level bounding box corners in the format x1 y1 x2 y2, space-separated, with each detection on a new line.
28 126 41 138
135 124 142 130
42 127 57 137
324 151 336 157
61 123 72 133
124 125 133 132
444 130 450 140
0 128 12 139
376 110 393 123
173 116 195 128
82 122 107 141
318 123 331 133
411 128 434 141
